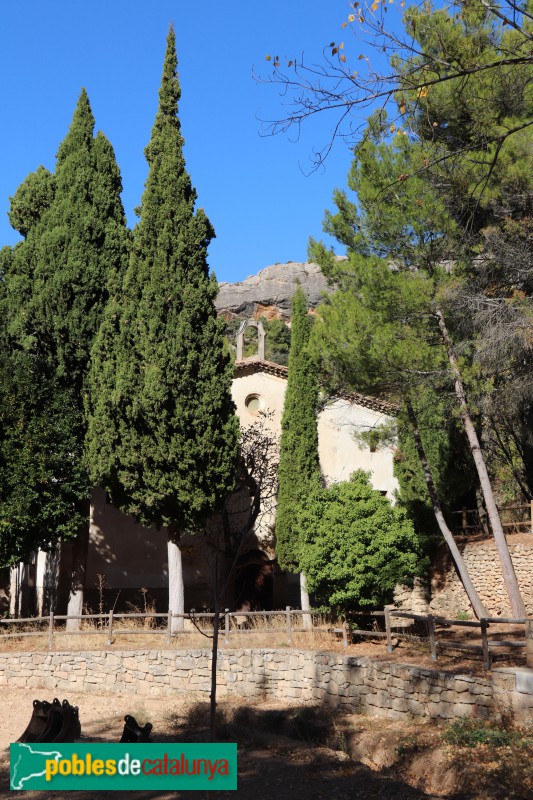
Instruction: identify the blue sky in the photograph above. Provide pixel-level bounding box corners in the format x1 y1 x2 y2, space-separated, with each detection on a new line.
0 1 381 283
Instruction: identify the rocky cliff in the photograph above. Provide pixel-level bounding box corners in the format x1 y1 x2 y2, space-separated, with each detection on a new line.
215 261 335 320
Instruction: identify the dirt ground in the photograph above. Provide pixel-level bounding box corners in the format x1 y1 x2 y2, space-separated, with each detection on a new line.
2 686 526 800
0 688 442 800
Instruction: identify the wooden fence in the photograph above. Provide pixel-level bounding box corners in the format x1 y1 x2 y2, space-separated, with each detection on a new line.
2 606 524 668
451 502 533 535
385 607 527 670
0 607 347 650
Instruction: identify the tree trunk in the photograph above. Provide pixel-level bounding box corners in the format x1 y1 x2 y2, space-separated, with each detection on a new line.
66 529 90 631
435 307 526 617
475 487 491 538
300 572 312 630
405 398 489 619
209 603 220 742
66 502 91 631
167 529 184 633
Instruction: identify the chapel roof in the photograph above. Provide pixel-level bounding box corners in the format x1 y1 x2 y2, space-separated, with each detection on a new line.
234 359 397 415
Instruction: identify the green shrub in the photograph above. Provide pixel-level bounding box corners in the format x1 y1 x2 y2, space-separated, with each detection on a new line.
443 718 520 749
296 470 425 612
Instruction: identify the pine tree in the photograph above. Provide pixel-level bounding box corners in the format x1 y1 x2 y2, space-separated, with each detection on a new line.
276 284 320 620
310 121 524 617
1 91 129 621
86 27 239 630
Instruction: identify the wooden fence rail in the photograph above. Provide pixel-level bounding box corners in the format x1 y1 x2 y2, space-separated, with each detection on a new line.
0 607 335 650
451 501 533 534
386 609 527 670
4 606 522 667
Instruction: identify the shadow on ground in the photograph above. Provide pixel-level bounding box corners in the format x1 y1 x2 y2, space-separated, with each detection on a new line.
0 698 473 800
0 750 459 800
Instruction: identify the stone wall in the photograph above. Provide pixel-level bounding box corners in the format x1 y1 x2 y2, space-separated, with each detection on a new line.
1 648 531 723
395 534 533 617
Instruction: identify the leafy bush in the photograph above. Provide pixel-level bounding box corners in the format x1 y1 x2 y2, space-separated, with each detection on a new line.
295 470 424 612
443 717 526 749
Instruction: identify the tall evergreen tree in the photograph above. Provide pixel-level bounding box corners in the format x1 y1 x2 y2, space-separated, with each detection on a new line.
276 284 320 619
1 91 129 620
0 246 84 567
309 120 524 616
86 27 239 630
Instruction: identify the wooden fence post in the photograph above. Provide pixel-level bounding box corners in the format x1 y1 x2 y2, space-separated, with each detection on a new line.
286 606 292 645
526 619 533 669
427 614 437 660
342 620 348 649
48 612 54 650
384 605 394 653
461 507 467 534
480 618 491 670
106 610 113 647
166 610 172 643
224 609 230 644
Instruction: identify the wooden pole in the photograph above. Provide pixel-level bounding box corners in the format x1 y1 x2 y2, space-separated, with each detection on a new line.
47 612 54 650
480 618 491 670
286 606 292 645
224 609 229 644
435 307 526 618
342 620 348 649
384 605 394 654
427 614 437 660
106 610 113 647
405 398 489 619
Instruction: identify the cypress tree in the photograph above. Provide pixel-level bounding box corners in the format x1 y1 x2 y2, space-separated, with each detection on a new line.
1 245 86 570
2 91 129 620
16 91 129 386
86 27 239 629
276 284 320 617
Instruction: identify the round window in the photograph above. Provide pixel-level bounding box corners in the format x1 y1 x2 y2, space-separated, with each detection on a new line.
245 394 262 414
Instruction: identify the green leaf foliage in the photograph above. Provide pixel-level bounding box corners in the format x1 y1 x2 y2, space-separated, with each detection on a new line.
8 89 129 388
86 27 239 531
0 250 87 564
396 1 532 230
309 118 480 530
8 166 56 238
322 115 457 270
0 90 129 565
296 471 424 612
0 353 87 565
276 284 320 571
393 387 477 534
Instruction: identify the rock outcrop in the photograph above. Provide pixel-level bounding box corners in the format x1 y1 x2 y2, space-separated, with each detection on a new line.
215 260 335 320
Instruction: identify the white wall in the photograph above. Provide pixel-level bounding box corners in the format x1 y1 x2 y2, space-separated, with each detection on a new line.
317 398 398 498
232 368 399 501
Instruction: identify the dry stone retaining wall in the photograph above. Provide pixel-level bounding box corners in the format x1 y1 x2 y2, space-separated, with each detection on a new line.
395 535 533 617
0 648 531 723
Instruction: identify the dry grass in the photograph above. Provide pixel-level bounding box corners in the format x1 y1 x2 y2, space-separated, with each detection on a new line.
1 610 525 672
0 611 346 653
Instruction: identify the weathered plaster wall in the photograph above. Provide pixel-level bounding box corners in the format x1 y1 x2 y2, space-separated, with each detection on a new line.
231 369 286 438
395 534 533 617
232 369 399 499
317 398 397 497
2 648 532 723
